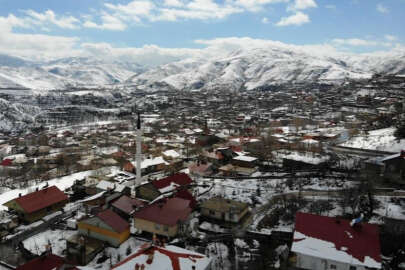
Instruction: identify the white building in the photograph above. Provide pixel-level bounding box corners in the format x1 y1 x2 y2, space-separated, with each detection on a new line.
291 212 381 270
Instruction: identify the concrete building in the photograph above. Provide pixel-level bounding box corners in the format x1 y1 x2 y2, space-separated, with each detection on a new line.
200 197 250 224
78 209 130 247
133 197 192 238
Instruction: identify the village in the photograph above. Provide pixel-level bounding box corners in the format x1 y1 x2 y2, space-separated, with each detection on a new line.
0 74 404 270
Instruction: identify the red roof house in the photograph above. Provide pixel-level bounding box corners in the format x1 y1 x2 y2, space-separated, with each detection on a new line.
112 195 145 217
78 209 130 247
134 198 192 238
151 173 192 192
3 186 68 223
291 212 381 270
16 253 78 270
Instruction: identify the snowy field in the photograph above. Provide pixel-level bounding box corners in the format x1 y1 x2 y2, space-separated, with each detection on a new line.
23 229 76 256
340 127 405 152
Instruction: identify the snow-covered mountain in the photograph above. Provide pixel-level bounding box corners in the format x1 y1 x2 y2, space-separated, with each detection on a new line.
0 55 144 90
126 47 405 91
0 45 405 91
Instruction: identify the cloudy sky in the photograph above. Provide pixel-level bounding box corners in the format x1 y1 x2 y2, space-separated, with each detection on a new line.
0 0 404 63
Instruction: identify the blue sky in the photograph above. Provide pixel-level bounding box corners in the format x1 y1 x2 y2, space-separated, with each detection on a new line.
0 0 404 61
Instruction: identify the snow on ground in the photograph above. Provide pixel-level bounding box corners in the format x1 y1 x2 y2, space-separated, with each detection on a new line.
86 237 147 270
274 150 330 165
22 229 75 256
0 166 118 211
340 127 405 152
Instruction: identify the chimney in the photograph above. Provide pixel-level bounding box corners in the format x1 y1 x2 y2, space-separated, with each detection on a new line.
146 251 154 264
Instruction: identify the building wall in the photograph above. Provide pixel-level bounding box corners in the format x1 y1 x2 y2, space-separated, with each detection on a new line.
201 206 248 223
134 218 178 237
78 222 129 247
296 253 368 270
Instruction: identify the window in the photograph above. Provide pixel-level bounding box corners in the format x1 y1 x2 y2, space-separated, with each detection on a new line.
209 210 215 216
164 226 169 232
349 266 356 270
330 265 336 269
155 224 160 230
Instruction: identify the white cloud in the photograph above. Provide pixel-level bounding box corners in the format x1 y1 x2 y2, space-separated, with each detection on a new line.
385 35 397 41
262 17 269 24
105 1 155 18
325 4 336 10
22 9 80 29
79 0 289 27
233 0 288 12
332 38 393 48
164 0 184 7
376 3 389 13
287 0 317 11
83 12 128 31
276 11 310 26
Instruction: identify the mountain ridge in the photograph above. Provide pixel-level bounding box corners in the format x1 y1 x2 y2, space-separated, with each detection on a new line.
0 46 404 91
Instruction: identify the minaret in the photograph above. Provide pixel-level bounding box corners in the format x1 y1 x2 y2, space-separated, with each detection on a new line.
135 112 142 187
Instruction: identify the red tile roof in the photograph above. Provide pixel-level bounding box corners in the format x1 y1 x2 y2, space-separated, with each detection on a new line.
134 198 192 226
97 209 129 233
14 186 68 214
294 212 381 264
16 253 78 270
1 159 13 166
112 195 145 215
151 173 192 190
174 189 196 209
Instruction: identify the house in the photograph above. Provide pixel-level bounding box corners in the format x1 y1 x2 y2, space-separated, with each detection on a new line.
200 197 250 225
363 150 405 184
124 156 169 175
66 234 104 266
78 209 130 247
96 180 131 196
111 195 145 219
135 173 193 202
3 186 68 223
380 150 405 183
218 163 257 176
231 155 258 168
133 198 192 238
291 212 382 270
112 242 211 270
188 162 213 177
16 253 78 270
384 203 405 234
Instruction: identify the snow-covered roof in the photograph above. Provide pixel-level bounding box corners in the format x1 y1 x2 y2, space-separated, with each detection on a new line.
385 204 405 220
96 180 126 192
140 156 169 169
112 244 211 270
163 150 180 158
291 212 381 269
233 155 257 162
